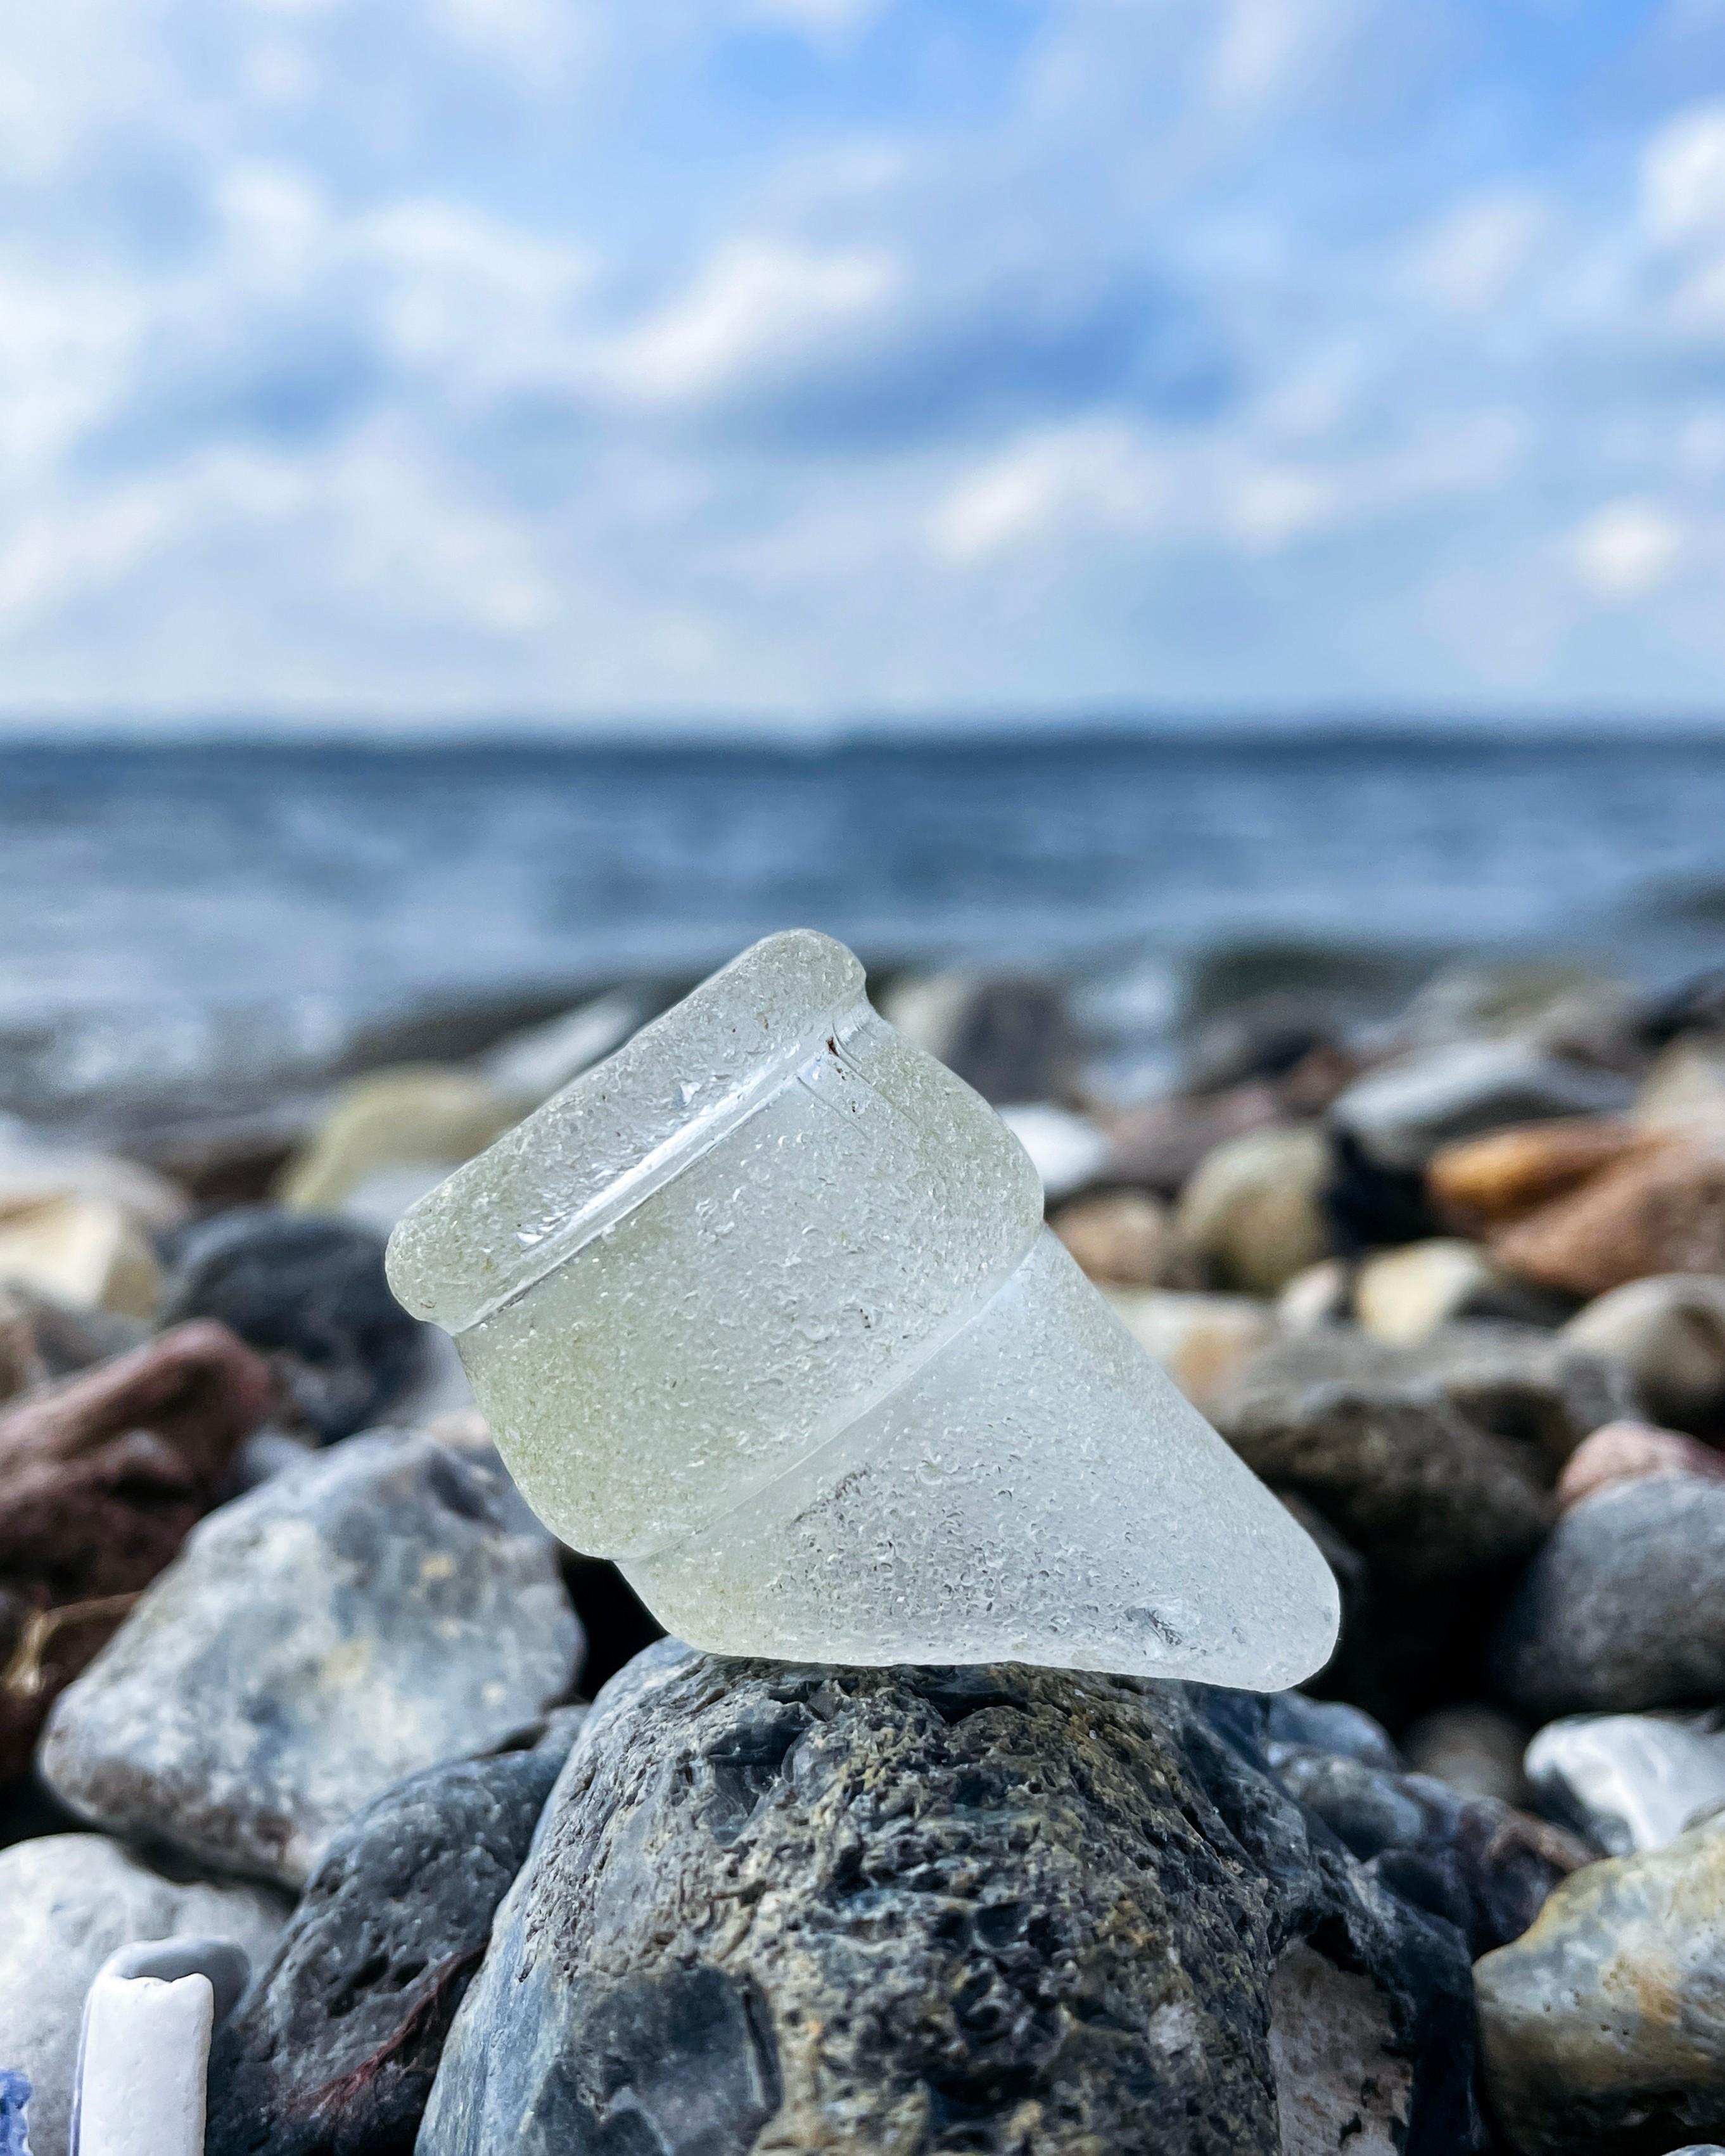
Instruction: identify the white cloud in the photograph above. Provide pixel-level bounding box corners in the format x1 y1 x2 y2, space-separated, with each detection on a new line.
1206 0 1368 115
739 0 884 41
596 239 901 406
931 420 1166 559
1401 191 1553 312
0 0 1719 722
0 492 171 624
433 0 605 92
1571 501 1684 596
1643 101 1725 243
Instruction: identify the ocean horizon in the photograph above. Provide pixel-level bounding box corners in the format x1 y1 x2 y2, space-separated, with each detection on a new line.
5 726 1725 1130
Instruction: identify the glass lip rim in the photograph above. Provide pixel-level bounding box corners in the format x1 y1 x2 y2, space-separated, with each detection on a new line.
386 928 872 1330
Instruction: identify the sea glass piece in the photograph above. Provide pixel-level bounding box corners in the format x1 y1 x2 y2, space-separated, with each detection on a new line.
72 1939 248 2156
386 930 1339 1688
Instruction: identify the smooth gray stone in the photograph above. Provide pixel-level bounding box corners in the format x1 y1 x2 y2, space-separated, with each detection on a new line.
1263 1690 1404 1771
419 1643 1482 2156
1404 1705 1531 1807
41 1429 582 1889
0 1834 285 2156
1332 1040 1634 1172
158 1209 424 1443
1525 1711 1725 1856
1494 1475 1725 1718
1215 1327 1602 1583
1563 1275 1725 1433
207 1712 584 2156
1476 1812 1725 2155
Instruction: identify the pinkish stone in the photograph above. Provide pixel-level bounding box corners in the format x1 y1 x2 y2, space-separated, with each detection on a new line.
1556 1419 1725 1513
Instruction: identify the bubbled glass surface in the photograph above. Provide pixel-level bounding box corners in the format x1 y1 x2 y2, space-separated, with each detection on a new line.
625 1230 1339 1686
386 929 1340 1685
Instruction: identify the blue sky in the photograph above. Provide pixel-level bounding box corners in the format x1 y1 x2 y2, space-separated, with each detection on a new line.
3 0 1725 729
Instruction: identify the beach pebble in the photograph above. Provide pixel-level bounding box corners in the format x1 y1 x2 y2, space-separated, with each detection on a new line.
1174 1123 1331 1294
0 2072 27 2156
0 1834 284 2156
881 971 1079 1107
0 1284 146 1403
274 1066 515 1219
1276 1257 1351 1331
1636 1037 1725 1137
1563 1273 1725 1431
1214 1330 1557 1582
1493 1139 1725 1301
1493 1472 1725 1717
1426 1116 1646 1231
1177 996 1361 1116
1525 1711 1725 1856
480 988 651 1109
421 1642 1480 2156
1097 1082 1284 1197
1264 1745 1583 1954
1403 1705 1530 1806
995 1102 1111 1199
1353 1237 1503 1345
1555 1419 1725 1510
1262 1687 1404 1770
0 1196 162 1321
0 1321 271 1794
1268 1317 1629 1459
0 1121 188 1234
41 1428 582 1889
1050 1187 1169 1285
205 1712 583 2156
1103 1287 1275 1412
1399 1322 1630 1460
1330 1040 1634 1173
1399 959 1633 1054
158 1209 425 1442
1475 1811 1725 2156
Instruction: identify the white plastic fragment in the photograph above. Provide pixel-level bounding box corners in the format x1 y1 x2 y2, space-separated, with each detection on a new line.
387 929 1340 1687
71 1939 248 2156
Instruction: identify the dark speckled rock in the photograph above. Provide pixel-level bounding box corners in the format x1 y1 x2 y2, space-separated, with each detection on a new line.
419 1642 1482 2156
1263 1746 1586 1956
39 1429 582 1888
205 1711 583 2156
1214 1325 1628 1583
1216 1324 1632 1716
158 1209 426 1443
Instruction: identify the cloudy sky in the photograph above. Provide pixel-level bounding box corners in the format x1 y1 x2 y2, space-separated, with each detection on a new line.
4 0 1725 730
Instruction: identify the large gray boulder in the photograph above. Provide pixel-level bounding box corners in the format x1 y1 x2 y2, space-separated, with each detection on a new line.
0 1832 286 2156
40 1428 582 1888
419 1643 1481 2156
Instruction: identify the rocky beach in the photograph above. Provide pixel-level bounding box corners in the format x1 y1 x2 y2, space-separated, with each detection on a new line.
6 910 1725 2153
